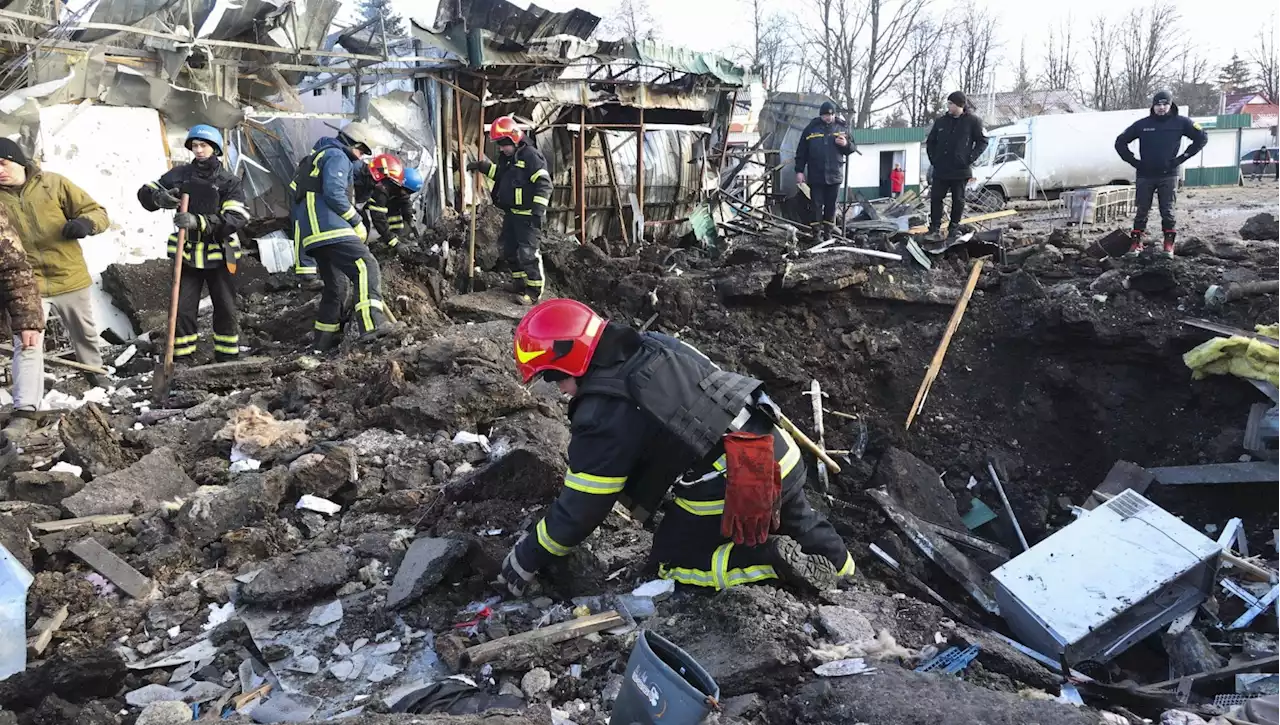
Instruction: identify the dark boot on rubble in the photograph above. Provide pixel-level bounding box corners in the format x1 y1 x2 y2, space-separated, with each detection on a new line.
1126 229 1145 256
312 330 340 355
771 535 838 594
1162 230 1176 257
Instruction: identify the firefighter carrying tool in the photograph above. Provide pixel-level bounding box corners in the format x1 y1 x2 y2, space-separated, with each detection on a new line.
465 116 553 305
494 299 856 599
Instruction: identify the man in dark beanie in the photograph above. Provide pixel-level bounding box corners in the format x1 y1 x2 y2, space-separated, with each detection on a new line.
794 100 854 241
1114 89 1207 256
924 91 988 240
0 137 110 439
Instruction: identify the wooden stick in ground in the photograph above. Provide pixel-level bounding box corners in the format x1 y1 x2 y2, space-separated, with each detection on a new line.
905 258 985 430
152 193 189 404
459 610 625 668
467 78 487 294
0 344 108 375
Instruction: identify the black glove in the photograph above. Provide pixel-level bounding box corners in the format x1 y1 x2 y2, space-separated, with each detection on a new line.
173 212 200 231
495 540 535 598
61 217 94 239
152 186 181 210
465 160 486 173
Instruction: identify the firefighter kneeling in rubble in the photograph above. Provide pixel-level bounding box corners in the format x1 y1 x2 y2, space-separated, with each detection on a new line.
496 298 856 597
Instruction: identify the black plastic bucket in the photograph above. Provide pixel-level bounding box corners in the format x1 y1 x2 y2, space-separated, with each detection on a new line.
609 630 720 725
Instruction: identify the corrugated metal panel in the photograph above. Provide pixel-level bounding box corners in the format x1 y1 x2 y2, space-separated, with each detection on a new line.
758 92 835 198
850 127 928 144
1215 114 1252 129
1185 166 1240 186
434 0 601 44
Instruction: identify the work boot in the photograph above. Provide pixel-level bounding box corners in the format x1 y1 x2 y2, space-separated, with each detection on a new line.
87 373 113 389
312 330 340 355
214 352 239 364
925 226 941 242
2 413 38 441
771 535 838 594
1162 230 1176 257
945 226 961 243
1126 229 1145 257
357 320 403 346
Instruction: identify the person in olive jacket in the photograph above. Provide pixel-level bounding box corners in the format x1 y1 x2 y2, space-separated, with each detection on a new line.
925 91 988 240
794 101 854 241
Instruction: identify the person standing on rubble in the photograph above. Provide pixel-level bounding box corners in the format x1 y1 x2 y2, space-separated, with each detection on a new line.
1114 89 1207 257
366 154 424 252
137 125 250 363
794 101 854 241
494 298 856 599
925 92 988 241
0 204 45 466
0 138 110 439
467 116 552 305
289 121 395 353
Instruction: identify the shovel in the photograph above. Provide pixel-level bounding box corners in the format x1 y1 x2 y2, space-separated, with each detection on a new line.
152 193 190 405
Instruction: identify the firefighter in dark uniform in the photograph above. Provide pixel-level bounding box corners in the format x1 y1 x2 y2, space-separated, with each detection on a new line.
795 101 854 241
289 122 393 352
495 298 856 598
466 115 553 305
366 154 424 250
138 125 249 362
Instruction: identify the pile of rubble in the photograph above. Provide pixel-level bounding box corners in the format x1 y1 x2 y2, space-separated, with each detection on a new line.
0 190 1274 724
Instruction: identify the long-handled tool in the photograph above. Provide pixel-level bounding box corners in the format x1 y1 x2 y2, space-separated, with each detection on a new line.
152 193 189 404
774 410 842 475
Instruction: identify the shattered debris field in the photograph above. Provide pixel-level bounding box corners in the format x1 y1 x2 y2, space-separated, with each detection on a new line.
1 184 1278 725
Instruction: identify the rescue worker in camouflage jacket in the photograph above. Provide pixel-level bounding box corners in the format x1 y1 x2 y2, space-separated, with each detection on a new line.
0 200 46 466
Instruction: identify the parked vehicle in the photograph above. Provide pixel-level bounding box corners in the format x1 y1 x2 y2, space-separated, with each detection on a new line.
969 109 1151 201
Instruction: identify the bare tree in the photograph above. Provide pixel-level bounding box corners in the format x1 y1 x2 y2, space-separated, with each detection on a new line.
1115 0 1182 108
951 1 997 97
897 18 952 126
1251 15 1278 103
1012 39 1031 93
602 0 660 41
1083 14 1118 110
738 0 797 91
799 0 934 127
1172 50 1217 115
1041 18 1077 91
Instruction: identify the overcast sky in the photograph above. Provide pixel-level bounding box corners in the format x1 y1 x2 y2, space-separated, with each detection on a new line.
374 0 1258 95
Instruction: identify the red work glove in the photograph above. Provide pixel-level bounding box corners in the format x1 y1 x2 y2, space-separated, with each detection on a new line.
721 431 782 547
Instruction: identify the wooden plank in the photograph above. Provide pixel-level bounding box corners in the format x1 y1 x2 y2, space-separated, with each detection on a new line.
906 258 984 430
1221 551 1279 584
69 538 154 599
907 209 1017 234
1180 318 1280 348
917 520 1011 561
1149 461 1278 485
460 611 626 668
1145 654 1279 691
32 514 133 533
0 344 109 374
1084 461 1156 511
27 604 68 656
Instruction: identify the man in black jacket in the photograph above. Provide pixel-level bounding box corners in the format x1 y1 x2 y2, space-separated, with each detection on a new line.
795 101 854 241
925 91 988 240
1114 89 1208 256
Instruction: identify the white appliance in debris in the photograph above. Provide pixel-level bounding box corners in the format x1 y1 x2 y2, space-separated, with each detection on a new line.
992 490 1222 664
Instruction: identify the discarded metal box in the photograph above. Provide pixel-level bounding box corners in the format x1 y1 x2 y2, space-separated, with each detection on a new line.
992 490 1221 664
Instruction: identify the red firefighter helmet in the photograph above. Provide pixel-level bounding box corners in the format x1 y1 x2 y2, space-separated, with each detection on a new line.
368 154 405 184
489 115 524 146
513 298 605 383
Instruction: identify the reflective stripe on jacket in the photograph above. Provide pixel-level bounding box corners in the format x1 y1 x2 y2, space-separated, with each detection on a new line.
289 137 363 251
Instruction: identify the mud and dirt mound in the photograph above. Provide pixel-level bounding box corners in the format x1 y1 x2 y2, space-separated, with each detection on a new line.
1240 212 1279 241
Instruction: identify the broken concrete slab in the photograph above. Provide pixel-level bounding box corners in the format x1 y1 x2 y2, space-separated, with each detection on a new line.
238 548 356 606
125 683 185 707
0 647 127 710
59 403 133 477
176 470 289 546
383 369 535 435
1149 461 1278 485
9 470 85 507
387 537 470 609
870 448 966 531
70 537 154 599
173 358 274 392
442 290 530 323
288 446 356 498
1240 212 1279 241
63 447 197 518
450 410 571 504
815 606 875 645
102 259 171 334
1162 626 1225 679
0 501 60 569
135 700 194 725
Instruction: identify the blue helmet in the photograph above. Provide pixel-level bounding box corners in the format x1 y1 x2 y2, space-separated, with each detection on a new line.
185 124 224 156
400 166 424 193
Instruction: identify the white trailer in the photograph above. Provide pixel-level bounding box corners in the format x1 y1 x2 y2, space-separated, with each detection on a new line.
970 109 1154 201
